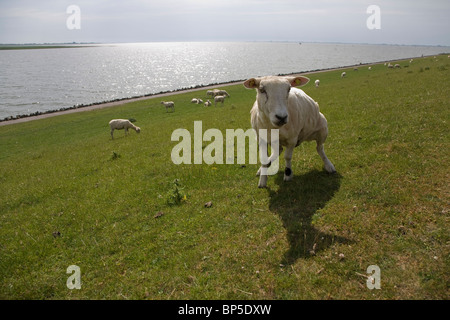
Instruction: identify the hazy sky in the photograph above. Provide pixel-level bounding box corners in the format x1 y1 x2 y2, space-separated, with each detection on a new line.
0 0 449 45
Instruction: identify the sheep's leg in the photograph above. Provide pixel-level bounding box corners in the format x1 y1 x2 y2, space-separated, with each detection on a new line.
283 145 295 181
257 141 282 188
316 143 336 173
110 129 114 139
125 128 128 136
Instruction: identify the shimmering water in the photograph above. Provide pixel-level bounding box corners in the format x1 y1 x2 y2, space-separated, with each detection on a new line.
0 42 448 119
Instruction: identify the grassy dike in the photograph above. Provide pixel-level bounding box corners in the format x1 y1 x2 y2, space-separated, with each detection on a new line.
0 55 448 299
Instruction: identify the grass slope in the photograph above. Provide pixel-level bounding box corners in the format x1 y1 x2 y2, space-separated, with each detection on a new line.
0 55 448 299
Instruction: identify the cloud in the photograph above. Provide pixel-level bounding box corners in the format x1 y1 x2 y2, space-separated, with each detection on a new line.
0 0 449 45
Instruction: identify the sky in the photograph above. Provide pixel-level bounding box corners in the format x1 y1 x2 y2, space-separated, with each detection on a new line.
0 0 449 46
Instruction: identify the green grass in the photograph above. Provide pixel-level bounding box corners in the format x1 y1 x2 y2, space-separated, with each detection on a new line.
0 55 449 300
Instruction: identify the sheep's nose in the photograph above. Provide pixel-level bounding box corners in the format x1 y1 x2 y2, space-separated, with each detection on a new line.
275 114 288 124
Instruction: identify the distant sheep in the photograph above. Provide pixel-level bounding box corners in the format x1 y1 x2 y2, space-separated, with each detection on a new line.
204 100 212 107
161 101 175 112
191 98 204 104
368 66 372 70
109 119 140 139
315 79 320 88
387 63 394 68
214 95 225 107
215 90 230 97
243 75 335 188
394 64 401 68
341 72 346 78
209 89 230 97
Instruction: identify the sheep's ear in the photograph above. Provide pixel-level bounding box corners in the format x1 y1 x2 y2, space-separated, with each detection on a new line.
287 76 310 87
243 78 260 89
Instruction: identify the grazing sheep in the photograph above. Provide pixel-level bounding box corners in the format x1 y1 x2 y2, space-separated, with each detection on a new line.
209 89 230 97
161 101 175 112
394 64 401 68
214 95 225 107
244 76 336 188
341 72 346 78
368 66 372 70
387 63 394 68
109 119 140 139
215 90 230 97
314 79 320 88
204 100 212 107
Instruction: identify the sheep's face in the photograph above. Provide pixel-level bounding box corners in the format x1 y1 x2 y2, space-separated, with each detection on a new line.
244 76 309 128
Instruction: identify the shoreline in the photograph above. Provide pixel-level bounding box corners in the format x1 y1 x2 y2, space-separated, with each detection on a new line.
0 55 435 126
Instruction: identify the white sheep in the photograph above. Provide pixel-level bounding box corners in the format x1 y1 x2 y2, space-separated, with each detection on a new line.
244 76 336 188
109 119 141 139
387 63 394 68
161 101 175 112
206 90 215 97
204 100 212 107
215 90 230 97
314 79 320 88
214 95 225 107
341 72 346 78
394 64 401 68
368 66 372 70
191 98 204 104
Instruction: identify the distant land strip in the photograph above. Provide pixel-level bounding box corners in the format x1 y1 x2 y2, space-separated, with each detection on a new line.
0 44 97 50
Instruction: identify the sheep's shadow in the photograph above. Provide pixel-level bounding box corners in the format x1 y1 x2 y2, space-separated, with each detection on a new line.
267 170 350 265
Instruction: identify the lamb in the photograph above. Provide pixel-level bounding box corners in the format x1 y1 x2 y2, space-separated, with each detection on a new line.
341 72 346 78
314 79 320 87
109 119 141 139
214 95 225 107
161 101 175 112
244 75 336 188
204 100 212 107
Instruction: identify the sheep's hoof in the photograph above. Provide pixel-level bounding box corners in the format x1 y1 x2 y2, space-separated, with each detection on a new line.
258 175 268 188
324 163 336 174
283 174 293 182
